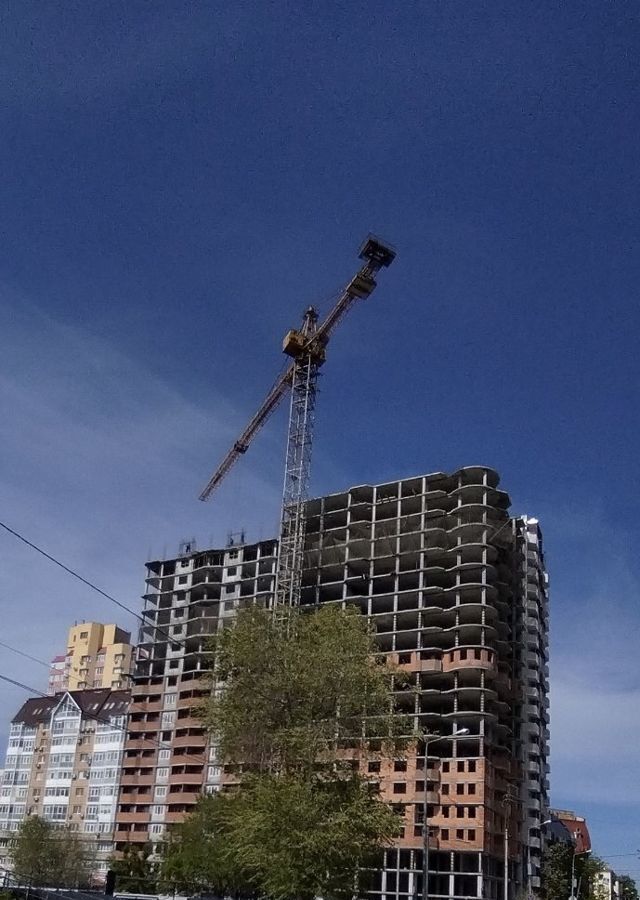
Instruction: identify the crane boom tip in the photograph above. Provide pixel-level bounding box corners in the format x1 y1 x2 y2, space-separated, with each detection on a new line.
358 234 396 268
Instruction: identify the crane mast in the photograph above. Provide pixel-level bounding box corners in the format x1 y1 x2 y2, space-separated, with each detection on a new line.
276 306 323 611
199 235 396 613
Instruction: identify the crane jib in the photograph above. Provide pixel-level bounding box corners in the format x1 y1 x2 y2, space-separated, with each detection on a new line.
197 232 397 595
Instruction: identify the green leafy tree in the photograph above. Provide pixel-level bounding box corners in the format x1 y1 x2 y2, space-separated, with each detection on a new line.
159 793 251 897
10 816 93 888
619 876 639 900
215 771 400 900
110 843 157 893
161 774 400 900
162 604 406 900
541 843 605 900
204 604 406 775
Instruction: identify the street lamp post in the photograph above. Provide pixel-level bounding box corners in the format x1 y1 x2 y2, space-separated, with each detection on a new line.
569 834 590 900
421 727 470 900
527 819 553 900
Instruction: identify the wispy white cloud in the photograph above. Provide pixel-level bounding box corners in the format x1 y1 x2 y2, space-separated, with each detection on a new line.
0 291 282 739
551 678 640 805
543 502 640 836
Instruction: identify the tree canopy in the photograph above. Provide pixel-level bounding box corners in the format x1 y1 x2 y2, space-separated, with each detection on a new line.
204 604 406 776
109 843 158 894
618 876 639 900
541 843 606 900
162 774 399 900
161 604 406 900
10 816 94 888
160 794 250 897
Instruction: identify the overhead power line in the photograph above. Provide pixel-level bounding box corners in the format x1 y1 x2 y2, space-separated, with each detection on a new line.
0 519 203 654
0 520 139 620
0 638 132 691
0 640 51 669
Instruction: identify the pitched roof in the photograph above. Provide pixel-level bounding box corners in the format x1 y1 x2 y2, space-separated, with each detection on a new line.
12 696 57 726
12 688 130 726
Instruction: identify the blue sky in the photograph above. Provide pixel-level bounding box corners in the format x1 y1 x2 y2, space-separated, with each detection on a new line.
1 0 639 878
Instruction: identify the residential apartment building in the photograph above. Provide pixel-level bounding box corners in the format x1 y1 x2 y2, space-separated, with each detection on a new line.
115 466 550 900
0 688 129 880
47 622 133 694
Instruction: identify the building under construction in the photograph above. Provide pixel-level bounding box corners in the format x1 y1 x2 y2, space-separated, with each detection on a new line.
115 465 549 900
115 539 278 844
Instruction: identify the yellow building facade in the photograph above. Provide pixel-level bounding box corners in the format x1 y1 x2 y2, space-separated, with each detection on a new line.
48 622 133 693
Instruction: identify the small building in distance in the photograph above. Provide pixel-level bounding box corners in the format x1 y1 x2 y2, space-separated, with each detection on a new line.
595 869 621 900
549 809 591 853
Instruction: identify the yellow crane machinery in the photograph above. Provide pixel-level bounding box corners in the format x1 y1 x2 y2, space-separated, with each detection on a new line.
199 235 396 611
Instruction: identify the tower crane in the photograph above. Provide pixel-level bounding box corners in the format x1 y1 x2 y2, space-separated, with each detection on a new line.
199 235 396 611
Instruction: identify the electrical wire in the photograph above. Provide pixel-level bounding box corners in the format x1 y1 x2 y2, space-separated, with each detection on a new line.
0 519 211 655
0 641 52 670
0 640 119 692
0 521 139 620
4 676 637 866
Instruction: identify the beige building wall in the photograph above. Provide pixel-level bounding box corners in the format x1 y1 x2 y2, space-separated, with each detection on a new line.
48 622 133 693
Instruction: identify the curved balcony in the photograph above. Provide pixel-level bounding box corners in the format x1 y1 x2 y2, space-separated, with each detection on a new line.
443 708 496 726
442 646 498 674
455 465 500 488
393 651 443 674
